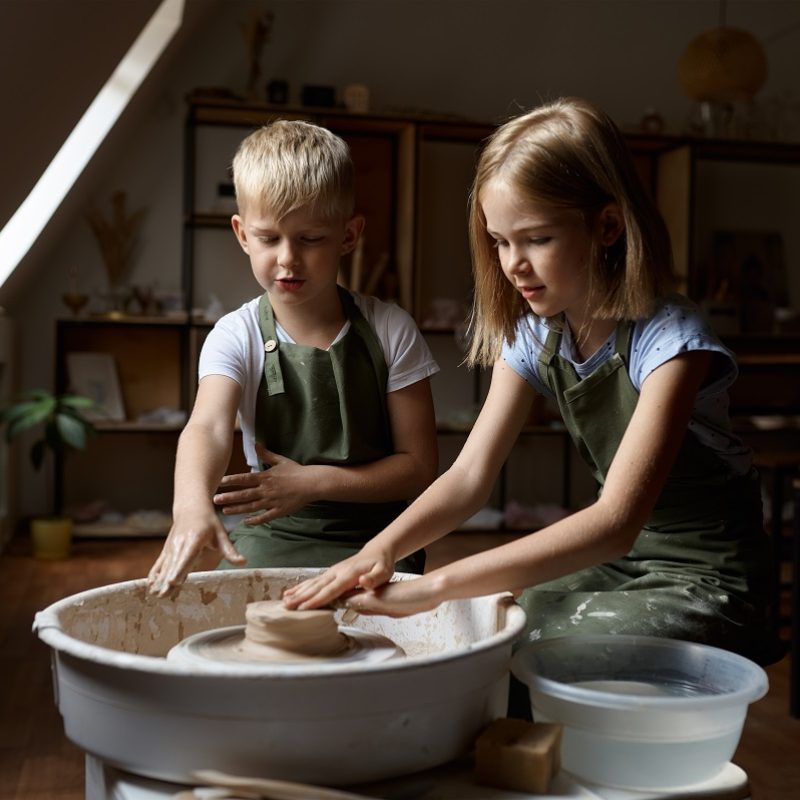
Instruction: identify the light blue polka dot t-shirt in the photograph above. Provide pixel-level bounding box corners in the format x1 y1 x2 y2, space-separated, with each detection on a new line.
501 293 752 476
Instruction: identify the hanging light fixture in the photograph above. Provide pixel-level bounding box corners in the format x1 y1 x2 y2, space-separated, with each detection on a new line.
677 1 768 102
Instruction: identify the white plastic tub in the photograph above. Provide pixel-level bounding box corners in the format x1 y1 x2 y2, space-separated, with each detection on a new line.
511 634 768 791
34 568 526 786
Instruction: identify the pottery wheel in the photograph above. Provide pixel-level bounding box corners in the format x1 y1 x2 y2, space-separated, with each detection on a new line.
167 600 404 668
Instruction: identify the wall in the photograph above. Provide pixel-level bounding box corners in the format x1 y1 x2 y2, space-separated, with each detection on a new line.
2 0 799 519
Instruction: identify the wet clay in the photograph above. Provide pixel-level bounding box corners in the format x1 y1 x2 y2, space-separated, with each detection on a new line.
196 600 352 663
243 601 350 658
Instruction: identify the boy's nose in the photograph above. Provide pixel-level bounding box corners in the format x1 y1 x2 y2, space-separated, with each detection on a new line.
277 241 299 267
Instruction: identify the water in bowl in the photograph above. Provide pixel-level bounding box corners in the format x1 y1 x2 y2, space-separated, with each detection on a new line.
561 725 740 790
552 680 737 789
574 679 710 697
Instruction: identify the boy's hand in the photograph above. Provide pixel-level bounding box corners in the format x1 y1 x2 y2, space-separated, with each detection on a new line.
147 509 245 598
282 546 395 610
214 445 312 524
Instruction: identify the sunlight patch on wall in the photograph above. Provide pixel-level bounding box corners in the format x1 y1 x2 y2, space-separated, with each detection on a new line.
0 0 185 290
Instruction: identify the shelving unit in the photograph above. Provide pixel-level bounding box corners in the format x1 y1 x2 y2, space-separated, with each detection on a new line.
51 94 800 539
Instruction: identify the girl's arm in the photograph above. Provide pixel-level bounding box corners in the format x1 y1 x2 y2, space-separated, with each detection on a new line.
212 377 439 522
147 375 246 596
317 349 713 617
283 359 536 608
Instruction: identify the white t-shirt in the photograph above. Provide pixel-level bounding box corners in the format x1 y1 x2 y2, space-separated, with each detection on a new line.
199 291 439 469
501 294 752 475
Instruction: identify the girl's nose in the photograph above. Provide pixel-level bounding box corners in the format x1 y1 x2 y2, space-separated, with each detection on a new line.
506 245 530 274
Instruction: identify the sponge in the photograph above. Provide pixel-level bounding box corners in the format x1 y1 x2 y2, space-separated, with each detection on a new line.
474 718 563 794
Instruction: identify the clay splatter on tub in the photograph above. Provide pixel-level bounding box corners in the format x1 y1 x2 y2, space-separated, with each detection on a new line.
200 589 218 605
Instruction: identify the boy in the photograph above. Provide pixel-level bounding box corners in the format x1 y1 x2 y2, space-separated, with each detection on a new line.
148 121 439 597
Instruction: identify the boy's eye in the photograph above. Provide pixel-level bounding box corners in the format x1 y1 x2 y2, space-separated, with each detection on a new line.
301 235 324 244
530 236 552 246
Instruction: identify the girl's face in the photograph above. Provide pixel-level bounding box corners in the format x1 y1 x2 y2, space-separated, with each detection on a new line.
480 177 599 329
231 204 362 310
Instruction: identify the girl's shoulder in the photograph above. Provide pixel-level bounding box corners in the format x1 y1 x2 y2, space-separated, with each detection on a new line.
630 294 736 391
633 293 720 344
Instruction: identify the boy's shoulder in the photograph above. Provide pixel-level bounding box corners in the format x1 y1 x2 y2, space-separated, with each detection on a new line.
349 291 418 330
214 297 261 329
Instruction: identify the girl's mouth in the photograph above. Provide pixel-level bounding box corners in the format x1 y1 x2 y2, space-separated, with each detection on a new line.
519 285 544 300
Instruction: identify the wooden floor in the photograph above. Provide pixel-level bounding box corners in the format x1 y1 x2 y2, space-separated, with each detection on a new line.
1 532 798 800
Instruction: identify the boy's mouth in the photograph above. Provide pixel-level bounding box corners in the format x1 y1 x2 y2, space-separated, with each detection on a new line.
276 278 305 291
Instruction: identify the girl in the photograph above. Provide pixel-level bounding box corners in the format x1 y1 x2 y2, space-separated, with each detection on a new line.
284 98 776 663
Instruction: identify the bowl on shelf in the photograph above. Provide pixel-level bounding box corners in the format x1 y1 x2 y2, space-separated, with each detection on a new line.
511 634 768 791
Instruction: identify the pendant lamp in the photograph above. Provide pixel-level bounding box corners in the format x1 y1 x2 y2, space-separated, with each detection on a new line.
677 2 767 102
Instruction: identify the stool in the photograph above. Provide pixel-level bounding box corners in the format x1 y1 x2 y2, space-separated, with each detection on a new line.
751 451 800 638
790 477 800 717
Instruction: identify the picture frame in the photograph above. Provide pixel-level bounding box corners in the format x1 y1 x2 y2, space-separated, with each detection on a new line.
710 231 788 333
66 352 126 422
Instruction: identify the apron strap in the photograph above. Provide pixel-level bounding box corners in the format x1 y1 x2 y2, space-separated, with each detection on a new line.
258 293 285 397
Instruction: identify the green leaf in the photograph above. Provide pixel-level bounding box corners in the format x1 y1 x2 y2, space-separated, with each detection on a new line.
59 394 97 411
1 398 55 440
55 413 89 450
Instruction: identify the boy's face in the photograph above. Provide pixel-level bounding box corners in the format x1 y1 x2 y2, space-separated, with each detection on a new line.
231 204 364 309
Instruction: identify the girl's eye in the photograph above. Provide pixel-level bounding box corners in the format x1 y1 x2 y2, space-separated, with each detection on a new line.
492 239 508 249
530 236 552 246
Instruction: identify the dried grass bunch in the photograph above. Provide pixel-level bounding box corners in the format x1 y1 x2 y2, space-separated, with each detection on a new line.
86 191 146 288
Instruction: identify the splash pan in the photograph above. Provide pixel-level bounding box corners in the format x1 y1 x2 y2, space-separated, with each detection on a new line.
34 568 525 786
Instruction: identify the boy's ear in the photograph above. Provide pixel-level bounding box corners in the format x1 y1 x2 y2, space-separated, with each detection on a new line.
231 214 250 253
341 214 366 255
598 203 624 247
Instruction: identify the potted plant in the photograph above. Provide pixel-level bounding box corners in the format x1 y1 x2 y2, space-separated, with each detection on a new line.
0 389 97 559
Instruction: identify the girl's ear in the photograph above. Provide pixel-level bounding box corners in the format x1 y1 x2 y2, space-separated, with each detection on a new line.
341 214 366 254
598 203 624 247
231 214 250 254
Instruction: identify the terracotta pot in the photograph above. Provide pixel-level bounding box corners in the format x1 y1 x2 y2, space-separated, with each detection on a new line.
31 517 73 560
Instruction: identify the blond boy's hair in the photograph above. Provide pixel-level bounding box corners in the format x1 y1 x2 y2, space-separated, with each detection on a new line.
232 120 355 220
466 97 675 368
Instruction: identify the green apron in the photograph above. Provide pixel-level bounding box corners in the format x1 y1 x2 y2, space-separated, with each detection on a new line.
516 320 776 662
220 287 425 573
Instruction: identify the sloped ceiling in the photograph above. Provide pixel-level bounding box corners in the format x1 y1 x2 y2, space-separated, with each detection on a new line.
0 0 162 231
0 0 221 305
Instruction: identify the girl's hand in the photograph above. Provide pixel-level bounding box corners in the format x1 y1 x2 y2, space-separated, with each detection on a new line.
214 444 312 524
147 508 245 597
341 575 443 618
282 546 396 609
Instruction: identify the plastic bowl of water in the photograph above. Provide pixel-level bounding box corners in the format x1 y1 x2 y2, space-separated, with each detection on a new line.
511 634 768 791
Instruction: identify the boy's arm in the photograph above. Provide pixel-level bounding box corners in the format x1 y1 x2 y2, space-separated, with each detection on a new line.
147 375 246 596
214 377 440 522
322 375 440 501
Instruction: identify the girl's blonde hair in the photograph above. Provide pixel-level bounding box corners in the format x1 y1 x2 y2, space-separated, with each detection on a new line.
232 120 355 220
466 97 674 367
